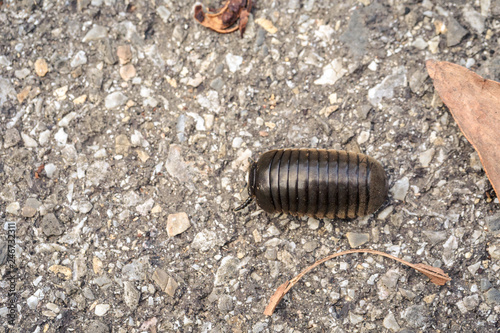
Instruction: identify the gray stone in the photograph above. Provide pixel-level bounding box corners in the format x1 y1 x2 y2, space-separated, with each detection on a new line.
252 322 268 333
157 6 171 23
40 213 64 237
488 243 500 259
172 25 186 42
346 232 369 247
264 248 277 260
4 128 21 148
486 213 500 234
447 17 468 47
409 69 429 96
218 294 234 312
136 198 154 216
14 68 30 79
462 294 480 310
214 256 240 286
70 51 87 67
340 10 368 57
94 275 113 288
123 281 140 309
85 161 110 187
210 77 224 91
481 279 492 291
422 230 447 244
0 77 16 107
21 133 37 147
122 256 150 281
390 177 409 201
463 5 486 34
86 320 109 333
83 287 95 300
152 268 169 291
105 92 127 109
485 288 500 304
383 311 400 331
303 241 318 252
402 304 428 328
6 202 20 215
22 198 41 217
83 25 108 42
419 148 435 167
368 66 407 107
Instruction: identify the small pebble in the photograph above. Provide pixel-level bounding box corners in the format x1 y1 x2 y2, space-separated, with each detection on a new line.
390 177 409 201
346 232 370 248
166 212 191 237
120 64 136 81
116 45 132 65
82 25 107 42
70 51 87 67
105 92 128 109
95 304 110 316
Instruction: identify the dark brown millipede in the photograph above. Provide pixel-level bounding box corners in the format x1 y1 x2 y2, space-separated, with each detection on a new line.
235 148 388 219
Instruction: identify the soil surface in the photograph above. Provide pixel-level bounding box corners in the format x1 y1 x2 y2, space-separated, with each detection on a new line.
1 0 500 332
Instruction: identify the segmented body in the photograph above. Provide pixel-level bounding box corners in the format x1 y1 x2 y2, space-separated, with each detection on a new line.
248 149 387 219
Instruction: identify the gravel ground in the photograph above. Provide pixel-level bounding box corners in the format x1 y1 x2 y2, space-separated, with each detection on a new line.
1 0 500 332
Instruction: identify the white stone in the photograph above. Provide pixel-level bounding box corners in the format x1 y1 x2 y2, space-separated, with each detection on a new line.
39 130 51 146
70 51 87 67
27 295 39 309
357 130 370 144
314 59 347 85
95 304 110 316
44 163 57 178
54 128 68 145
156 6 171 23
21 133 38 147
226 53 243 73
82 25 107 42
58 112 77 127
6 202 20 215
383 311 401 331
390 177 409 201
105 92 128 109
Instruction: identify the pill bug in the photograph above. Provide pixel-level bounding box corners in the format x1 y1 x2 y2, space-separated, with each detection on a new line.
235 149 388 219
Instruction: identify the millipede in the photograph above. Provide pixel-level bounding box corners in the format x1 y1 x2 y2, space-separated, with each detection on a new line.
235 148 388 219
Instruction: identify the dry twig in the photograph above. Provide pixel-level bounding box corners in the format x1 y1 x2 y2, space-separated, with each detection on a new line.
264 249 451 316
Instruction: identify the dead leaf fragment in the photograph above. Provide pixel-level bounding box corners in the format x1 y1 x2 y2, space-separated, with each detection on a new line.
194 0 253 37
255 18 278 34
263 249 450 316
427 60 500 197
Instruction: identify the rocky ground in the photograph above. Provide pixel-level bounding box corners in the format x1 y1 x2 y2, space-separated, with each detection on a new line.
1 0 500 332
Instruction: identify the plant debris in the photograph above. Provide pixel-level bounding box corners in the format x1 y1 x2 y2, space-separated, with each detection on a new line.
263 249 451 316
194 0 252 37
427 60 500 198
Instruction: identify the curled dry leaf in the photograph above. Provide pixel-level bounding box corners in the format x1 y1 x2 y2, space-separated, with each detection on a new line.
263 249 450 316
427 60 500 198
194 0 252 37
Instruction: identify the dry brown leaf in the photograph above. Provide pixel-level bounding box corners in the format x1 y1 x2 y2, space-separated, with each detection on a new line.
427 60 500 198
194 0 252 37
263 249 450 316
